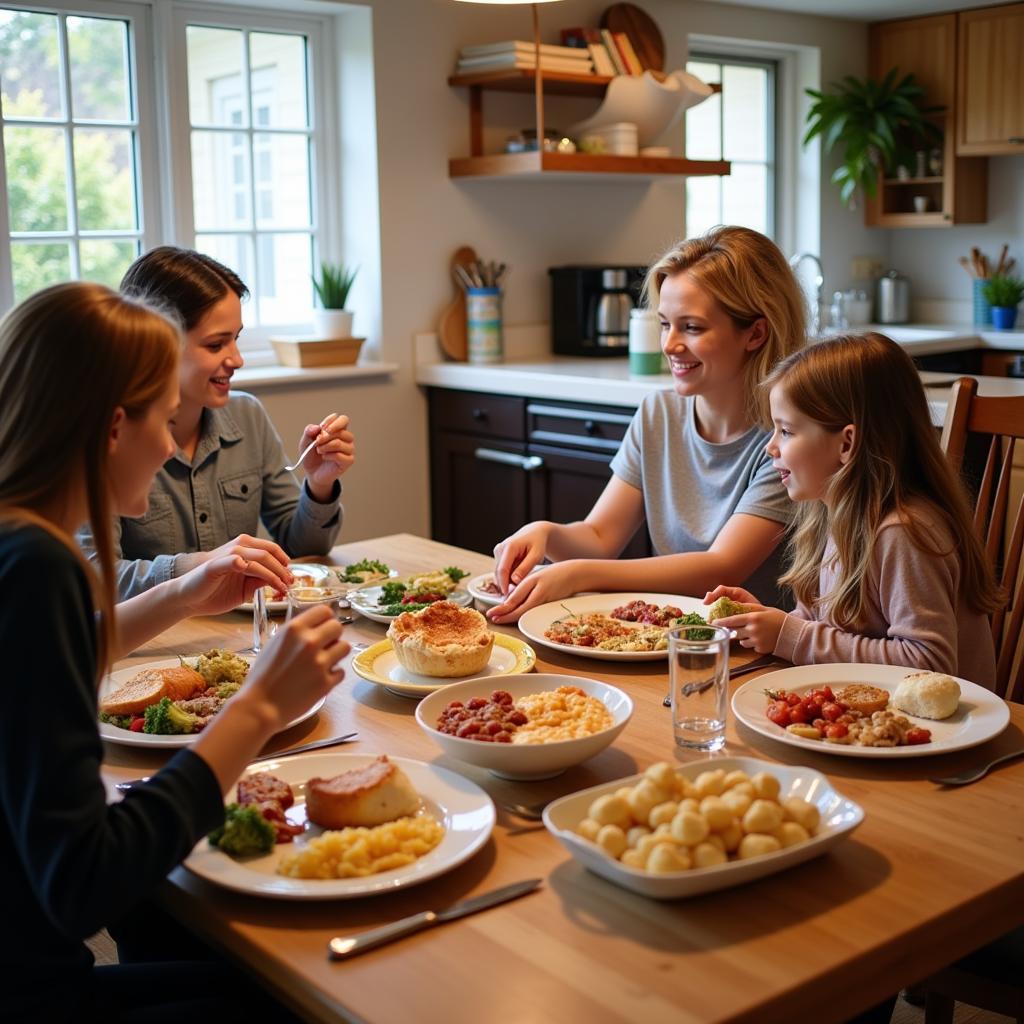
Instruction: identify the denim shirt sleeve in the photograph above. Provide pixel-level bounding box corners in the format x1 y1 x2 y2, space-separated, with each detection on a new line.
77 515 182 600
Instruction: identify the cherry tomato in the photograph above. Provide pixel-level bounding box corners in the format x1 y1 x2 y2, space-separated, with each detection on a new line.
785 692 802 707
820 686 835 702
812 717 827 731
789 703 810 724
130 717 145 733
821 701 844 722
824 722 849 740
766 701 791 727
905 727 932 745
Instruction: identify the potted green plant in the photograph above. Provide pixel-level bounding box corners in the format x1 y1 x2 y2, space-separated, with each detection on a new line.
311 261 358 339
803 68 942 208
982 275 1024 330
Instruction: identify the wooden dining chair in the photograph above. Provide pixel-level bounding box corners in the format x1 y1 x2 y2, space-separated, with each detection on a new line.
920 376 1024 1024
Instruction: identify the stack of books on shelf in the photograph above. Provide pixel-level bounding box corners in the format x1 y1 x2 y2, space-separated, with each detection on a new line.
560 27 644 77
455 40 595 75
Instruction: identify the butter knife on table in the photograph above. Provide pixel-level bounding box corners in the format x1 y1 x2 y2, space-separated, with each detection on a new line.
327 878 542 960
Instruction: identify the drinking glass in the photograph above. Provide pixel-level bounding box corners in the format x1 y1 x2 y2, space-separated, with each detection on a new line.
251 584 269 654
285 585 348 624
668 624 733 752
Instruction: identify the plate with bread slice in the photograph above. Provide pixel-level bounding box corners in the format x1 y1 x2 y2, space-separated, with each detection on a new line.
184 752 496 899
732 663 1009 758
99 654 325 748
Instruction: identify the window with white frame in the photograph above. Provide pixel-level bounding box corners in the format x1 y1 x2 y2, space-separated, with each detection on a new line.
685 54 777 240
1 1 332 354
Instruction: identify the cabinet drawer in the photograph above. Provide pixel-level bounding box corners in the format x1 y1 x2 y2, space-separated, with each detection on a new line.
527 401 635 453
429 389 525 441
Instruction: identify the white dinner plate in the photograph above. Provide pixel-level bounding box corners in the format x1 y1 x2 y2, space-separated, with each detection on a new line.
352 635 536 698
466 567 541 608
517 592 709 661
99 656 325 748
732 663 1010 758
238 562 338 614
544 756 864 900
184 753 496 899
347 584 472 623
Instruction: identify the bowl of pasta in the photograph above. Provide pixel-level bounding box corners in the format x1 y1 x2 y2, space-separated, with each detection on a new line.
415 673 633 781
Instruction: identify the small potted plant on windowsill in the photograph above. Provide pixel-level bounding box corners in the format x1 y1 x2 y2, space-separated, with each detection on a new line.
311 261 358 339
982 275 1024 331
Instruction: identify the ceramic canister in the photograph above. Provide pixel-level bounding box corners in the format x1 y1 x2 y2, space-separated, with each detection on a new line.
629 308 662 375
467 287 503 364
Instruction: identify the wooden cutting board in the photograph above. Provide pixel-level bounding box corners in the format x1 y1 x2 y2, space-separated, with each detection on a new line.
601 3 665 72
437 245 476 362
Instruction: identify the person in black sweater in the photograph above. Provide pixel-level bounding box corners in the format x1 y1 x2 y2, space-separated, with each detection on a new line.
0 283 348 1021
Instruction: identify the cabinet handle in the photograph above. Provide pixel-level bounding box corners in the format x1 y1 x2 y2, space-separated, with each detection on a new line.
584 419 597 434
1008 137 1024 144
474 448 544 471
471 407 487 420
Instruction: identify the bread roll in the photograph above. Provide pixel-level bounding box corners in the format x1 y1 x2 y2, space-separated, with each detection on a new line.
387 601 493 677
891 672 961 720
305 755 421 829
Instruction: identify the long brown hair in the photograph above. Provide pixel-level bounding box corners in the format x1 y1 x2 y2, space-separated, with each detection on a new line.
767 333 1004 627
644 226 807 427
0 282 180 673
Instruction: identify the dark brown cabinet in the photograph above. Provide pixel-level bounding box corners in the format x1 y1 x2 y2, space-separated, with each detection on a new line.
427 387 653 558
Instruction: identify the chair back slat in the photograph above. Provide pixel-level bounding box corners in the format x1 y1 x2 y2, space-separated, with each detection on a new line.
940 377 1024 701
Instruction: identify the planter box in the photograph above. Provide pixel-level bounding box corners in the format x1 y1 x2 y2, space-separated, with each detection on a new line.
271 335 365 368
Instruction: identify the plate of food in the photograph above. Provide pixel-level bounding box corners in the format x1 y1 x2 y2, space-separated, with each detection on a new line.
732 663 1009 758
517 593 720 661
543 756 864 899
347 566 472 623
466 567 541 608
184 752 496 899
99 651 325 748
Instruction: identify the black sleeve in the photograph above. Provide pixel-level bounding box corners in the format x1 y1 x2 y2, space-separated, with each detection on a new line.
0 532 225 940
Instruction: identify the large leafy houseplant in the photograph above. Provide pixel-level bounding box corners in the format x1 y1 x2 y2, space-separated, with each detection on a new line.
804 69 942 207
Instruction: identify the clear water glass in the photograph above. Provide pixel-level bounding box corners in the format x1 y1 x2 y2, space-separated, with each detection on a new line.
669 624 733 752
251 584 268 654
285 585 345 624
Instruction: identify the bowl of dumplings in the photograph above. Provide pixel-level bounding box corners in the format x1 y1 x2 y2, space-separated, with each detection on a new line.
542 756 864 899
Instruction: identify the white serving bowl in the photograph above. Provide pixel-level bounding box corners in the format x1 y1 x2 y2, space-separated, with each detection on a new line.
543 756 864 900
415 673 633 781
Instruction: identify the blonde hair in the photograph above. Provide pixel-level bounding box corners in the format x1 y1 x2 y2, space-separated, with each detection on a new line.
0 282 180 673
644 226 807 427
767 333 1004 628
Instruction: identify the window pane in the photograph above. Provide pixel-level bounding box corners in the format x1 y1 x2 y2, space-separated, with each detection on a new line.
4 125 69 230
11 240 70 302
80 237 137 287
685 92 720 161
249 33 308 129
256 233 312 323
196 233 253 298
722 65 767 162
686 60 720 86
67 16 130 122
192 130 251 230
722 163 768 234
0 9 63 119
686 176 720 238
253 133 309 228
187 26 245 127
74 128 136 230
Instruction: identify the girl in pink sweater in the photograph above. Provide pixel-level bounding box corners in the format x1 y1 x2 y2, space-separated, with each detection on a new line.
708 333 1003 688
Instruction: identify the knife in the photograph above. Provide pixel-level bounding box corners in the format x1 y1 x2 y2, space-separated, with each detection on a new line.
327 878 542 960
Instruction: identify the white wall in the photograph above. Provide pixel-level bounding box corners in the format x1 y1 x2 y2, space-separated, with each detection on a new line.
252 0 881 546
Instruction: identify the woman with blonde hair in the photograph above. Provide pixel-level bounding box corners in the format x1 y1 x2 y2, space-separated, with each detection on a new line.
707 333 1001 687
489 225 806 622
0 282 346 1019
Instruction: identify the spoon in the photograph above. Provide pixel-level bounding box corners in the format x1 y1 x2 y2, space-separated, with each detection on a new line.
502 800 549 821
928 748 1024 786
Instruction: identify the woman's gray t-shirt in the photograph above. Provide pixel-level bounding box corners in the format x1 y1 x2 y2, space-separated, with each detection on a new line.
609 391 794 608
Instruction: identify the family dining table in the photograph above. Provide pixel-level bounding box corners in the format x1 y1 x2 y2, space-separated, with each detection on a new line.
100 533 1024 1024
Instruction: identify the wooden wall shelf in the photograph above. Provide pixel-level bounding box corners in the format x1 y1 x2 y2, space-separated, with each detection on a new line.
448 69 722 99
449 151 730 181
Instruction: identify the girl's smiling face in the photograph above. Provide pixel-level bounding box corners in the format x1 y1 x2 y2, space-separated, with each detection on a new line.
658 272 767 402
766 384 855 503
179 291 244 410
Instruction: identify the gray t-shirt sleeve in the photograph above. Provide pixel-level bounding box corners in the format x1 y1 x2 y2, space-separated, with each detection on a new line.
609 403 644 489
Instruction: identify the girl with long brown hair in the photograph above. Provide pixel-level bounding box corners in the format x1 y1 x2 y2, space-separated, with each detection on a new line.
708 333 1001 686
489 226 806 623
0 282 347 1019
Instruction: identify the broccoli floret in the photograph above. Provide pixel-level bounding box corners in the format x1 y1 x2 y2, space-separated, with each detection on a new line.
672 611 714 641
208 803 275 857
379 581 407 605
706 597 751 622
143 697 198 735
444 566 469 582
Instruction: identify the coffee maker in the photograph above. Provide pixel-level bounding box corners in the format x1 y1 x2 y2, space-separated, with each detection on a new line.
549 264 648 356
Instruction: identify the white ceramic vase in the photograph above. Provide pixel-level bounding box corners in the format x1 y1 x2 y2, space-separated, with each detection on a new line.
312 308 353 340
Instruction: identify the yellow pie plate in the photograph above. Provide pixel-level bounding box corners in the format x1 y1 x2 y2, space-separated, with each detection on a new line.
351 634 536 698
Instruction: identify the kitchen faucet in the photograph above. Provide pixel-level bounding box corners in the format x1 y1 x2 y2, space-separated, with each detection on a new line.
789 253 824 337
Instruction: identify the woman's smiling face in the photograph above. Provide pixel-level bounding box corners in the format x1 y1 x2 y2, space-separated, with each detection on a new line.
178 290 244 410
658 272 765 402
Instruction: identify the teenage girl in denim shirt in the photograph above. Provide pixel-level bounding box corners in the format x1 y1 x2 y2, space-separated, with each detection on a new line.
79 247 356 598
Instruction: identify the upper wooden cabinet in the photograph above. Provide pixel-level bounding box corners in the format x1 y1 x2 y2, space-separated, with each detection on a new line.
957 3 1024 155
867 13 987 227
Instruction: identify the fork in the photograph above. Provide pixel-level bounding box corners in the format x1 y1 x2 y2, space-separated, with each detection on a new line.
928 748 1024 786
502 800 548 822
284 415 334 472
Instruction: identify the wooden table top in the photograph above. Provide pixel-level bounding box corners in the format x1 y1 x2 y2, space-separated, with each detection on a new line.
102 534 1024 1024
